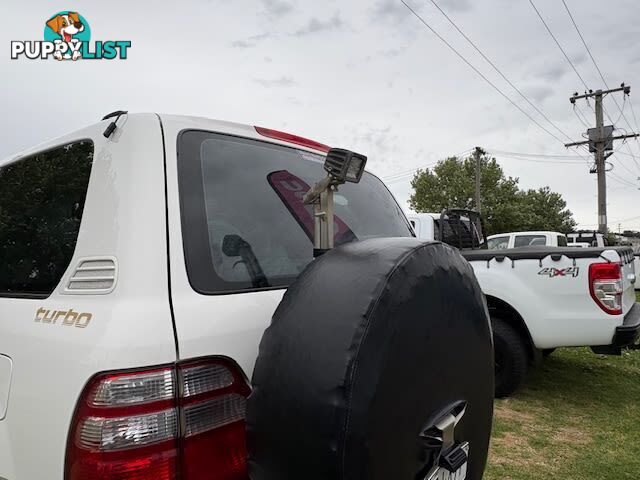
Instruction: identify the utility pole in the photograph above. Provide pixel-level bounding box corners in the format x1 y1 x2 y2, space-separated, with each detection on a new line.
565 84 638 234
473 146 484 213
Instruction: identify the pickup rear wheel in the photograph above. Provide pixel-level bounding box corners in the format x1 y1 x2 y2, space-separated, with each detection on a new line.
492 317 528 398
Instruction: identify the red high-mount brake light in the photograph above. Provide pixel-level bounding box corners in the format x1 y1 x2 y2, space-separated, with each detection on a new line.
589 262 623 315
65 358 250 480
254 126 331 153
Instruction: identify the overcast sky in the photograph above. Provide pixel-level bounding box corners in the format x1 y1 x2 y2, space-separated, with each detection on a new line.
2 0 640 230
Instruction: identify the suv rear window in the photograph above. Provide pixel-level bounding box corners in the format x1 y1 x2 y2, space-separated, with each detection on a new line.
177 131 413 294
0 141 94 297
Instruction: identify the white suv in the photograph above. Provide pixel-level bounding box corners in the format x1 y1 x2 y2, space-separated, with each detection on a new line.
0 113 415 480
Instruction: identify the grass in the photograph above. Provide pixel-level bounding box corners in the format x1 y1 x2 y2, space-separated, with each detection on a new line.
484 291 640 479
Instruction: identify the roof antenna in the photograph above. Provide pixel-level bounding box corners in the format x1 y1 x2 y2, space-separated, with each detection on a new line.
102 110 128 138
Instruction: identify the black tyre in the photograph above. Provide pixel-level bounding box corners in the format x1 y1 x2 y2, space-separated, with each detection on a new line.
248 238 494 480
492 318 528 398
543 348 556 358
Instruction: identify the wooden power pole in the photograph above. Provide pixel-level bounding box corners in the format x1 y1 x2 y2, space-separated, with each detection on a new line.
473 147 484 213
565 85 638 233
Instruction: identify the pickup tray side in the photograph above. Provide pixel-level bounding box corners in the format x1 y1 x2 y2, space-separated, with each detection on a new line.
461 246 633 262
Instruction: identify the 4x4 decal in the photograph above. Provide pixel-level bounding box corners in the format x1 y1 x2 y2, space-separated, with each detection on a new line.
538 267 580 278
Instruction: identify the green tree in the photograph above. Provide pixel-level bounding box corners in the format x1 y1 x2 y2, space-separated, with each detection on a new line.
516 187 576 234
409 152 576 235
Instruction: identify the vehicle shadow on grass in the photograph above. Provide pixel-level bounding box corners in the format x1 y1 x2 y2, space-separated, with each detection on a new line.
486 348 640 480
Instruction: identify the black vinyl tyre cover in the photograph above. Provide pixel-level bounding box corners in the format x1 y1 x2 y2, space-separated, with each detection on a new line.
247 238 494 480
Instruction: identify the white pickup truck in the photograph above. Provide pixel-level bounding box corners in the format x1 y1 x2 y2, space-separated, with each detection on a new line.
0 114 495 480
486 231 568 249
568 231 607 248
408 212 640 396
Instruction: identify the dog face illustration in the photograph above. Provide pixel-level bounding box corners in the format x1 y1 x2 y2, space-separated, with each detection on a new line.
46 12 84 42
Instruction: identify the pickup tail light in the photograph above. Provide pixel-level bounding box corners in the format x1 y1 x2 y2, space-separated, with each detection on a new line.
65 358 250 480
589 262 623 315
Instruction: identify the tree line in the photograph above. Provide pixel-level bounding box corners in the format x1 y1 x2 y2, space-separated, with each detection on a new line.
409 152 577 235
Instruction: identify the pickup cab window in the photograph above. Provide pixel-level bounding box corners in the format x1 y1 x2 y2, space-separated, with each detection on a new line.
514 235 546 247
177 131 413 294
487 236 509 250
557 235 568 247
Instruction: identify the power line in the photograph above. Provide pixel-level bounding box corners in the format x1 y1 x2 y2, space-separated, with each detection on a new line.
382 148 473 182
485 149 584 159
425 0 583 146
611 156 637 177
487 151 587 165
529 0 589 90
400 0 574 148
612 94 628 126
573 104 590 128
530 0 618 127
623 141 640 172
561 0 636 133
629 95 640 133
607 170 639 189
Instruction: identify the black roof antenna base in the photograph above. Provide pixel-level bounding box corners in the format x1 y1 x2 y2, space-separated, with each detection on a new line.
102 110 128 138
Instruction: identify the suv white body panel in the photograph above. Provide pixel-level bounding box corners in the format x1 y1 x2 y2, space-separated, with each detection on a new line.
0 114 177 479
160 115 290 372
0 113 399 479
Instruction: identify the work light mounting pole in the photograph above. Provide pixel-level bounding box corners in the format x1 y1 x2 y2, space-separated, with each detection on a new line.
303 175 338 256
303 148 368 256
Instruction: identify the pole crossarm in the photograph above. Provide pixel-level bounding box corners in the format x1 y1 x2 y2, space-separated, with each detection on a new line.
564 133 640 148
570 86 630 103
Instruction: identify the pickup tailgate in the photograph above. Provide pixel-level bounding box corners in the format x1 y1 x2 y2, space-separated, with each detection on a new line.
463 246 637 349
619 247 637 315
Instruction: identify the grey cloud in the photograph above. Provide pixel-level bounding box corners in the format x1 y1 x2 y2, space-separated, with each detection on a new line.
371 0 411 23
262 0 294 17
294 13 345 36
437 0 472 12
253 76 296 88
378 46 407 58
522 85 554 104
348 125 401 159
230 33 272 49
538 63 566 81
571 51 588 66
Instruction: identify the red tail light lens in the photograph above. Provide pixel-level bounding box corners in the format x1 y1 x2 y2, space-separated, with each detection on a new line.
65 358 250 480
589 262 623 315
254 126 331 153
179 358 251 480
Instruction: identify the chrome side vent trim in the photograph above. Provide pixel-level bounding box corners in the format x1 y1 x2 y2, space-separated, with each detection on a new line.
63 257 118 294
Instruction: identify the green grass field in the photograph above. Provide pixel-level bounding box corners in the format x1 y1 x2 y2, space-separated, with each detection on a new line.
484 292 640 479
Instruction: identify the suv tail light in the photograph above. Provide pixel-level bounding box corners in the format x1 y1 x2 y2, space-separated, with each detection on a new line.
589 262 623 315
65 358 250 480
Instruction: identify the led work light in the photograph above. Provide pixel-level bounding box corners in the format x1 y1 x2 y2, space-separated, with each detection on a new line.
303 148 368 256
323 148 367 184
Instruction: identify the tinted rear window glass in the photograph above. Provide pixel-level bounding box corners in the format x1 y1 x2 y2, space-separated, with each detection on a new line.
177 131 413 294
514 235 546 247
0 141 93 297
487 236 509 250
557 235 568 247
